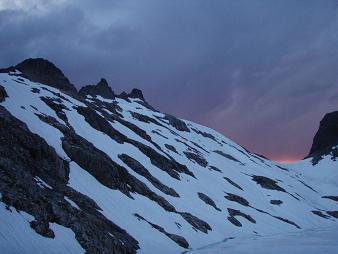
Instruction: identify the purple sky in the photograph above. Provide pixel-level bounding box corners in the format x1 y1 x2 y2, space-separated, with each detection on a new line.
1 0 338 161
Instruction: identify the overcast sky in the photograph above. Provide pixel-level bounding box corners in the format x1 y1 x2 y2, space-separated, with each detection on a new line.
1 0 338 161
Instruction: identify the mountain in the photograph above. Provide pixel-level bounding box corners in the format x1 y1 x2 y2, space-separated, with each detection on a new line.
0 58 337 254
306 111 338 164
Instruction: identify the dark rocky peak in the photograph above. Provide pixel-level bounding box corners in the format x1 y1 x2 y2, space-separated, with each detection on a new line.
117 88 157 111
97 78 109 88
14 58 77 93
129 88 145 101
307 111 338 162
79 78 115 99
117 88 145 101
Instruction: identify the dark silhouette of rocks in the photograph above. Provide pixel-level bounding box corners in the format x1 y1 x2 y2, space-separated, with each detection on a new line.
79 78 115 99
225 193 250 206
252 175 286 192
223 177 243 190
307 111 338 164
129 88 145 100
0 85 8 102
270 200 283 205
164 114 190 132
198 192 221 211
118 88 146 102
118 154 180 197
14 58 77 93
0 106 138 254
227 208 256 227
214 150 241 163
184 151 208 167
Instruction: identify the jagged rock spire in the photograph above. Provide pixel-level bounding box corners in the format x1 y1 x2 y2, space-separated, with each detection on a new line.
79 78 115 99
129 88 145 101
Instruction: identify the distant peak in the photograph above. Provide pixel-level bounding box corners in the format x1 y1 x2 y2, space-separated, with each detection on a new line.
17 58 53 68
97 78 108 87
118 88 146 101
79 77 115 99
307 111 338 163
14 58 77 93
129 88 145 101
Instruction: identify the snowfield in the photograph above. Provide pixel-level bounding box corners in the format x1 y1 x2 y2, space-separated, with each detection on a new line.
187 225 338 254
0 70 337 254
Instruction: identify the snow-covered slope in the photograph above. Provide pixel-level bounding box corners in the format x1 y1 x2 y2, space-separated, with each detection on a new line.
0 59 337 254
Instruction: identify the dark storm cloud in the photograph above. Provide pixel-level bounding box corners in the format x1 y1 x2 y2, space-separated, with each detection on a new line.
0 0 338 161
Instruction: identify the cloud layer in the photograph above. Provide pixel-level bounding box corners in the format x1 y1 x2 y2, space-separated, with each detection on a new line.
1 0 337 161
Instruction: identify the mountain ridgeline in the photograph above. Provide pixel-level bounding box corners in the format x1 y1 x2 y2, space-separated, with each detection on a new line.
0 58 337 254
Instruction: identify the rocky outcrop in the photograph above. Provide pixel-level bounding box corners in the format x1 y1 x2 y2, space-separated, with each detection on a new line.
129 88 145 101
179 212 212 233
191 127 218 143
14 58 77 93
322 196 338 202
227 208 256 227
198 192 221 211
209 166 222 173
79 78 115 99
251 175 286 192
225 193 250 206
118 154 179 197
270 200 283 205
312 210 330 219
0 85 8 102
184 151 208 167
0 106 138 254
163 114 190 132
40 96 69 124
165 144 178 153
214 150 241 163
307 111 338 164
118 88 147 103
223 177 243 190
327 211 338 218
76 106 194 179
36 113 211 233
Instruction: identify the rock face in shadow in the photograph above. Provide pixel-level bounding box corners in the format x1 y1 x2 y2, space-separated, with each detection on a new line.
223 177 243 190
198 192 221 211
225 193 249 206
129 88 145 101
79 78 115 99
270 200 283 205
214 150 241 163
184 151 208 167
227 208 256 227
76 106 195 180
179 212 212 233
0 85 8 102
252 175 286 192
0 106 138 254
15 58 77 93
118 154 179 197
307 111 338 163
164 114 190 132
